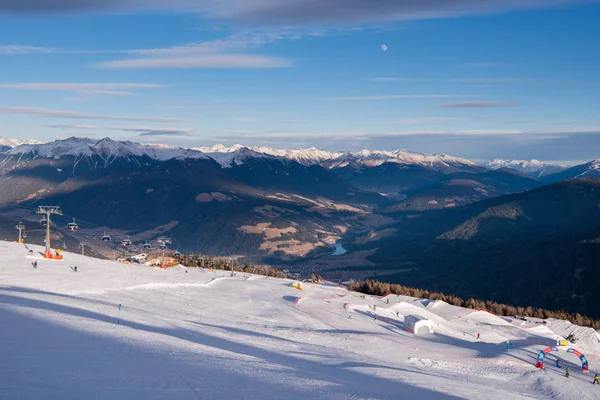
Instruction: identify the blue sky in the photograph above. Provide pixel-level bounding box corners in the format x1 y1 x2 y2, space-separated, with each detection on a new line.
0 0 599 163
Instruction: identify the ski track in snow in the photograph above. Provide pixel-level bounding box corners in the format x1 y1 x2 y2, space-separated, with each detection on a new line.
1 241 599 399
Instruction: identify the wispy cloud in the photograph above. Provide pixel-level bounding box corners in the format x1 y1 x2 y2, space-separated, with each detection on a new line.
0 45 60 55
110 126 194 137
0 106 187 122
330 94 478 101
465 62 500 68
438 101 518 108
126 28 323 56
47 124 102 130
282 120 309 124
205 127 600 142
97 54 291 69
368 77 410 82
395 117 460 124
231 116 258 122
0 82 162 96
0 0 591 25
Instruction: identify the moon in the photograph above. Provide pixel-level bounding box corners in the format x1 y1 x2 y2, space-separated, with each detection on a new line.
381 44 388 52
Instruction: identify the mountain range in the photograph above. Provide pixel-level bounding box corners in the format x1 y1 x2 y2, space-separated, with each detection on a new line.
0 136 599 316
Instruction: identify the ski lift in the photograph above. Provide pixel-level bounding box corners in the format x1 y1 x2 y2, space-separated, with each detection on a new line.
101 232 111 241
67 218 78 231
188 254 195 261
159 244 167 250
122 236 132 246
173 251 181 258
40 217 50 227
142 241 152 250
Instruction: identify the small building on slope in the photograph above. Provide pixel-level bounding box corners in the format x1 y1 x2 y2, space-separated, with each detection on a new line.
404 314 436 335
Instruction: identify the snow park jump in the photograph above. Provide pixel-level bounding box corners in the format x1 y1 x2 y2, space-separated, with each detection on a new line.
536 347 589 370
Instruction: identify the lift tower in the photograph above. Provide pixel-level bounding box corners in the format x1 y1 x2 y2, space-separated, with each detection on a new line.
15 222 25 244
157 237 172 267
37 206 63 259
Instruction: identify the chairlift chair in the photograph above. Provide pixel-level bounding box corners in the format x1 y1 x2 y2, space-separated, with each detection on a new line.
67 218 78 231
40 217 49 227
174 251 181 258
101 232 111 241
142 241 152 250
122 236 132 246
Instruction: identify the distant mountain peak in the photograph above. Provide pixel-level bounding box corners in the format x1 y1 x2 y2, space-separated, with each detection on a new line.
482 158 568 178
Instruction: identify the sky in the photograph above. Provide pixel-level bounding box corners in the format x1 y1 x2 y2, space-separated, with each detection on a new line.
0 0 599 163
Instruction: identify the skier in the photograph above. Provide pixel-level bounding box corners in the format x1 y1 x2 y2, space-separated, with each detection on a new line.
566 367 571 378
477 333 480 339
33 261 37 268
556 359 561 368
374 315 377 321
593 374 599 385
387 299 389 304
74 266 78 272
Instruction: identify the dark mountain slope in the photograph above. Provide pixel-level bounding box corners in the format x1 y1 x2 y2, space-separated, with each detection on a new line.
356 179 600 317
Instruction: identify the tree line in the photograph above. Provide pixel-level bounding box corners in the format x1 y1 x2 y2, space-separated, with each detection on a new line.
177 254 288 279
348 279 600 330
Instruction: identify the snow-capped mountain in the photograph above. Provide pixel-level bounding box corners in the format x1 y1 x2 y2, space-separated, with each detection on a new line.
482 158 567 178
327 149 480 172
195 144 342 167
6 137 208 163
196 143 479 171
542 159 600 183
0 137 43 150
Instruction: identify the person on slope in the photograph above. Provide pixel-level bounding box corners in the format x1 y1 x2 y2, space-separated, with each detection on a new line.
565 367 570 378
593 374 599 385
477 333 480 339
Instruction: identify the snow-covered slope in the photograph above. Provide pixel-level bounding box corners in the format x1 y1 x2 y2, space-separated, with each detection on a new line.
7 137 209 162
2 240 599 400
482 159 567 178
197 143 479 171
329 149 480 171
0 137 43 148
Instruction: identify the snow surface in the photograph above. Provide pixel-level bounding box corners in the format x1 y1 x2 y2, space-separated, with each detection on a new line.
196 143 479 170
2 241 600 399
0 137 43 148
481 158 567 176
6 137 209 163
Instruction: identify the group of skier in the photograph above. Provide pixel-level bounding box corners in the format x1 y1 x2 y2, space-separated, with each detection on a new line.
556 358 600 384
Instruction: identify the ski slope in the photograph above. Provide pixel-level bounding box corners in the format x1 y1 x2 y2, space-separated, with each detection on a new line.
1 241 599 399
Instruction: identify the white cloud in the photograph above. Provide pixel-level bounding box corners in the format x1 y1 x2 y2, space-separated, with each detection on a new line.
368 77 410 82
97 54 291 69
108 126 194 136
47 124 102 130
330 94 478 101
395 118 460 124
0 82 162 96
438 101 518 108
0 106 187 122
0 0 593 25
0 45 60 55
